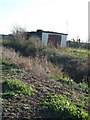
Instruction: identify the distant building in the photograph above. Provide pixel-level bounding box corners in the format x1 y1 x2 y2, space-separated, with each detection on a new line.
29 29 68 48
0 34 14 40
7 34 14 40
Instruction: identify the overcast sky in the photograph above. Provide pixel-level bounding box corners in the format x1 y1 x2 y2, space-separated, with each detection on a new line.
0 0 89 42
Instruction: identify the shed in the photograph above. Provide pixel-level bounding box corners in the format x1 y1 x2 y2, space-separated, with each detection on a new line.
36 30 68 48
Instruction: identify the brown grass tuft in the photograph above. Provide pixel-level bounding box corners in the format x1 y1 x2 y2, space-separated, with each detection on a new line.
2 46 62 78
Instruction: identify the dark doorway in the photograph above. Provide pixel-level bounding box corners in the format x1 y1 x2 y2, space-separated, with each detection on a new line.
48 34 61 48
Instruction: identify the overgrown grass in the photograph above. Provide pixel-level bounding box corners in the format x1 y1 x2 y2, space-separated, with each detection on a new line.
61 47 89 59
51 76 89 94
2 47 63 78
42 94 90 120
2 39 89 59
2 38 89 82
0 58 22 74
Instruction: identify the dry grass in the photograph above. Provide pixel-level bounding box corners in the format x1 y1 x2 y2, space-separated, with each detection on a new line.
2 46 63 78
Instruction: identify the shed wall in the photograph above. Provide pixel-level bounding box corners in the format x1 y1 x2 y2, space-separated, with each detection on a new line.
42 32 67 48
61 35 67 47
42 33 48 45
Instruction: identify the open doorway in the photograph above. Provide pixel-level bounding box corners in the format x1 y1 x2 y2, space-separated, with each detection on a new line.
48 34 61 48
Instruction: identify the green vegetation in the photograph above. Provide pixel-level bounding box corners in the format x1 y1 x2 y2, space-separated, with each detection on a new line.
1 34 90 119
2 79 36 97
0 98 3 104
42 94 90 120
2 39 89 58
52 76 88 94
49 76 89 112
1 58 22 73
1 58 19 69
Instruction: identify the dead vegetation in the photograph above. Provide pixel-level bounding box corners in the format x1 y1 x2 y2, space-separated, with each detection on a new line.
2 46 63 78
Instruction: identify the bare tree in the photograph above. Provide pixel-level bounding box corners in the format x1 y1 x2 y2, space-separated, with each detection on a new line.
11 25 26 42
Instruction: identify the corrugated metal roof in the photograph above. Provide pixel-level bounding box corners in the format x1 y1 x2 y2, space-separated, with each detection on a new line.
37 29 68 35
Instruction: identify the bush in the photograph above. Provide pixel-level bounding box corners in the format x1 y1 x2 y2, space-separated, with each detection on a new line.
2 37 46 57
63 59 89 83
42 94 90 120
54 76 88 94
2 79 36 97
